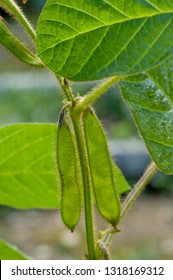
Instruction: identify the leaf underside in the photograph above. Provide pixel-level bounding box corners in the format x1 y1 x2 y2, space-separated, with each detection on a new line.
0 123 59 209
121 55 173 174
0 239 28 260
36 0 173 81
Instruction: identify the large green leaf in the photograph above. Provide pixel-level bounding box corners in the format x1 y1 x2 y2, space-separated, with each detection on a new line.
0 123 59 209
36 0 173 81
0 239 28 260
120 56 173 174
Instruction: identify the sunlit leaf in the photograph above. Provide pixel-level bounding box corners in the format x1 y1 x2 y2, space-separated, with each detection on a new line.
36 0 173 81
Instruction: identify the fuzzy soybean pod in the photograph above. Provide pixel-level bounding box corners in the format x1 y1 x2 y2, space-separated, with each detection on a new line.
82 108 121 226
56 113 81 231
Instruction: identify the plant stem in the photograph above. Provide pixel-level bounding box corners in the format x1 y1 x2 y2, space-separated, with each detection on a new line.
57 75 96 258
0 19 44 67
71 112 97 259
56 76 74 102
1 0 36 41
74 75 125 113
120 161 158 220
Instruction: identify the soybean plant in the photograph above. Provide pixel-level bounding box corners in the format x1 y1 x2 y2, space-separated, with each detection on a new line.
0 0 173 260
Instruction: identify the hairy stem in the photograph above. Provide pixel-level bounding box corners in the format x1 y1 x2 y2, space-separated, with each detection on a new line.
120 161 158 219
71 112 97 260
56 76 74 102
0 0 36 41
74 75 125 113
0 19 43 67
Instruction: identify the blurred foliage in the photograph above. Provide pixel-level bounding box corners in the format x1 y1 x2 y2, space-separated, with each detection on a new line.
0 88 62 124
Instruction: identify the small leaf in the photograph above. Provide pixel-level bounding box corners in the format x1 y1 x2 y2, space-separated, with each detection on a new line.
0 123 59 209
0 239 28 260
120 56 173 174
56 115 81 231
36 0 173 81
83 108 120 226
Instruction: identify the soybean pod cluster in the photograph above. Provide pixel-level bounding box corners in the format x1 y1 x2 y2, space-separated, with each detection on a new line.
56 103 127 231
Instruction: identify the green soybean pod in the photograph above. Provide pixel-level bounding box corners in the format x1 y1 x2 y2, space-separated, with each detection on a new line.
56 114 81 231
82 108 120 226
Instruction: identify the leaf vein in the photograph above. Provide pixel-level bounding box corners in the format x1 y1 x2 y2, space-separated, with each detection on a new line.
47 3 106 24
24 153 52 171
146 136 173 148
11 175 44 202
128 100 170 113
147 71 173 109
144 0 161 12
73 18 148 77
31 173 57 195
60 26 110 75
102 0 131 18
39 18 79 33
0 135 51 167
129 16 173 71
0 128 24 145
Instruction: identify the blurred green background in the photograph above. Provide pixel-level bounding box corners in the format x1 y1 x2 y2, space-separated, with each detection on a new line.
0 0 173 260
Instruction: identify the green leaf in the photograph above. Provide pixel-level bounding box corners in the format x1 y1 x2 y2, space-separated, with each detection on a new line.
120 56 173 174
36 0 173 81
0 239 28 260
0 123 59 209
